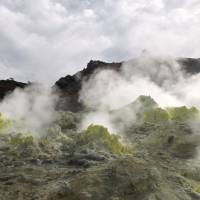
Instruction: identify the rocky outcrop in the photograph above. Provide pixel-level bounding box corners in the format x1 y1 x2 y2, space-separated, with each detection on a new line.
54 60 121 111
0 79 28 100
177 58 200 74
0 58 200 111
54 58 200 112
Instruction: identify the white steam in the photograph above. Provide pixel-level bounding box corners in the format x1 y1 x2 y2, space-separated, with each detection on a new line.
0 84 58 136
79 53 200 132
80 111 116 133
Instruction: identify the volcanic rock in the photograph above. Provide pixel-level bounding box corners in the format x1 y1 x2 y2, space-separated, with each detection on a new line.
0 79 28 100
54 58 200 112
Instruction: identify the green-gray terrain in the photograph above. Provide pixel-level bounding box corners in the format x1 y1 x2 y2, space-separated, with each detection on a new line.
1 95 200 200
1 58 200 200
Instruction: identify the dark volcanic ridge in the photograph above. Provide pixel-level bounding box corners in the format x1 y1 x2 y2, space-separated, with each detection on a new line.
55 57 200 111
0 57 200 111
0 79 28 100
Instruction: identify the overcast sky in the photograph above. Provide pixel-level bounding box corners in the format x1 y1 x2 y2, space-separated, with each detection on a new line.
0 0 200 83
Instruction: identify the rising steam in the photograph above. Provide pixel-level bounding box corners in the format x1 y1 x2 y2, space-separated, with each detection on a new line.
79 52 200 132
0 83 58 136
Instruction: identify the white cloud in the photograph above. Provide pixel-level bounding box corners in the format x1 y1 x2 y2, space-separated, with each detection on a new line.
0 0 200 83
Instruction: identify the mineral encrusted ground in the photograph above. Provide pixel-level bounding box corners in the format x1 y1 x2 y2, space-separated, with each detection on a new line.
1 117 200 200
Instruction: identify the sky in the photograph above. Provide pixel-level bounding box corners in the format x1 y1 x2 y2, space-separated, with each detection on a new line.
0 0 200 83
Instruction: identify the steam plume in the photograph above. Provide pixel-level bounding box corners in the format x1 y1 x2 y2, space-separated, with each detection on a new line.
0 83 58 136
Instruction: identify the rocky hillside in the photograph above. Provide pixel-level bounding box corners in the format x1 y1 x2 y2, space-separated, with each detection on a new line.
0 57 200 111
54 60 121 111
0 57 200 199
1 96 200 199
55 57 200 111
0 79 28 100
